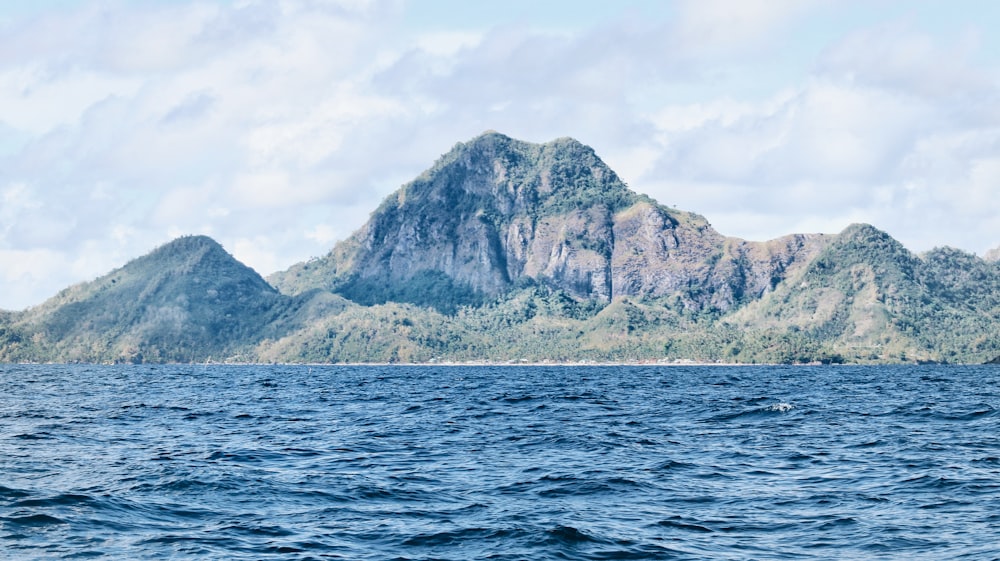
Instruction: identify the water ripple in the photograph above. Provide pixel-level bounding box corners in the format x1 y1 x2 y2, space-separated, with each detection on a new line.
2 364 1000 559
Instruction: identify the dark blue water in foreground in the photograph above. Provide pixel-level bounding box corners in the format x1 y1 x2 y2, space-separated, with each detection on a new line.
2 365 1000 560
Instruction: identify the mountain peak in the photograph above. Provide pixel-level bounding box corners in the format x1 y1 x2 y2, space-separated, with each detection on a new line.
839 222 887 238
10 131 1000 365
16 234 287 363
834 223 907 251
272 133 644 309
447 131 593 164
160 234 221 250
456 129 512 152
271 132 829 315
472 129 509 141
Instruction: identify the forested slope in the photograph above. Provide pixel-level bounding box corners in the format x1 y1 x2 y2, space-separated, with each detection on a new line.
2 133 998 364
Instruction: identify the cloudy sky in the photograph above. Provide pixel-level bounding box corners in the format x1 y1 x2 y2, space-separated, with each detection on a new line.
1 0 999 310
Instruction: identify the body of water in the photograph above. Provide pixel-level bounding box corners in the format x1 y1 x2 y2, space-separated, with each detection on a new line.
2 364 999 559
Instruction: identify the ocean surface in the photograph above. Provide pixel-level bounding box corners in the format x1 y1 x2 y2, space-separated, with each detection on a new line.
2 364 999 560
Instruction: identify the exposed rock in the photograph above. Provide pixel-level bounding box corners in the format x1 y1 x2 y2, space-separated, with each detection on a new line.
272 132 830 313
5 132 1000 364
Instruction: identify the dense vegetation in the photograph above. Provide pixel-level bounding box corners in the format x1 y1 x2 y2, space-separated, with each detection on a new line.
3 132 999 365
1 236 297 363
269 132 644 311
3 228 998 364
255 247 1000 365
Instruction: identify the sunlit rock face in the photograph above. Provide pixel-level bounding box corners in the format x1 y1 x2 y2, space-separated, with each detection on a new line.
272 131 829 312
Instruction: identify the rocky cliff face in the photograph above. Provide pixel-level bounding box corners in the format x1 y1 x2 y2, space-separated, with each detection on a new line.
608 200 829 310
4 131 997 364
272 131 830 313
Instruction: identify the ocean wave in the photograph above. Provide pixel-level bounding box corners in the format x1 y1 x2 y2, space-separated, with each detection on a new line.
704 402 796 422
3 364 1000 560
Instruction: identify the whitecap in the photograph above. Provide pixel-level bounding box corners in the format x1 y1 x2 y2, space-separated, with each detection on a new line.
766 403 794 413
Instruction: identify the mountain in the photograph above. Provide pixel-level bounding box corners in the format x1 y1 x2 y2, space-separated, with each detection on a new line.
3 236 295 363
3 132 999 364
726 226 1000 363
728 224 931 362
270 132 828 314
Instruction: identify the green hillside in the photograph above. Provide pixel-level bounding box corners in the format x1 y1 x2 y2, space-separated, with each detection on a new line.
3 133 999 365
5 236 295 363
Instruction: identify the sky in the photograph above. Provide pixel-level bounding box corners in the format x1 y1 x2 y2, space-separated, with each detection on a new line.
1 0 999 310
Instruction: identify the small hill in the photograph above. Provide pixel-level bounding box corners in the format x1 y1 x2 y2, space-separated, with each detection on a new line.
8 235 293 363
729 224 926 362
728 225 1000 363
914 246 1000 362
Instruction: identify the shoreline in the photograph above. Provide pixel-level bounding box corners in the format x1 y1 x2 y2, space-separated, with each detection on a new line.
10 359 972 367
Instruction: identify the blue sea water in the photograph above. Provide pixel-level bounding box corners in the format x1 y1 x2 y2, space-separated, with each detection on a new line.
2 364 999 560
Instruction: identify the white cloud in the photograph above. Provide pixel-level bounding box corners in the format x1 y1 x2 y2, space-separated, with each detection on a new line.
0 1 999 310
306 224 339 245
818 19 991 101
0 64 141 134
412 30 483 57
230 171 294 207
633 16 1000 252
0 248 68 308
0 238 140 311
229 236 284 277
672 0 824 55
